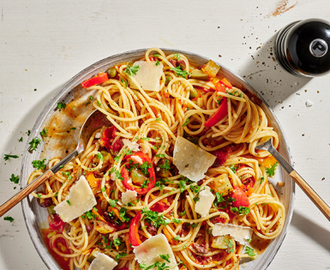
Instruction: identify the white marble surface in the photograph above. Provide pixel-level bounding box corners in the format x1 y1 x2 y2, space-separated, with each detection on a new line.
1 0 330 269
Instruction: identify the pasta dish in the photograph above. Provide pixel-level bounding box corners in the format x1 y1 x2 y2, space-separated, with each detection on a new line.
28 48 285 270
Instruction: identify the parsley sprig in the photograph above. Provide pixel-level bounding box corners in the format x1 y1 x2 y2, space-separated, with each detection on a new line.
125 64 140 76
170 66 191 79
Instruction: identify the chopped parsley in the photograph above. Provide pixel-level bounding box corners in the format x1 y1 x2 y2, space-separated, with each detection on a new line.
40 128 48 137
159 159 171 171
173 235 180 241
140 261 170 270
115 252 127 262
141 207 170 228
32 158 46 170
125 64 140 76
266 162 278 177
245 246 256 256
57 102 66 110
18 137 23 142
4 216 14 222
230 206 250 215
179 180 186 193
66 200 71 206
29 137 41 151
182 117 190 127
215 192 225 205
159 254 170 263
9 174 19 184
227 239 234 253
62 171 72 180
4 154 19 161
155 60 161 66
109 199 118 208
170 66 190 79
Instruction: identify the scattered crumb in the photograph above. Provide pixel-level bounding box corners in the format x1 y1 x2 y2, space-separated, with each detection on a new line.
278 181 285 187
305 100 313 108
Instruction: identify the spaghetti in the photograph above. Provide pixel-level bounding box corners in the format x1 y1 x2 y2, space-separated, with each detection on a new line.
28 48 285 270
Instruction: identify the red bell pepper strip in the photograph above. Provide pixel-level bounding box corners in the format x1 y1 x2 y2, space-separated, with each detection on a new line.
204 81 228 127
129 211 142 246
81 72 109 88
121 152 156 195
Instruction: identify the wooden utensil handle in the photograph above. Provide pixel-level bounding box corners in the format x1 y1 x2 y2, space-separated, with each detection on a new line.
290 170 330 221
0 170 54 217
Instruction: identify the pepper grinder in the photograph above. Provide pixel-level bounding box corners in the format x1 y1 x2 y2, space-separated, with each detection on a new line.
275 18 330 77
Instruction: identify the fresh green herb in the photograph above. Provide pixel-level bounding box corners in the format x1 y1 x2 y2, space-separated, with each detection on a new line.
155 60 161 66
155 117 162 121
141 179 150 189
29 137 41 151
66 200 71 206
229 164 237 173
159 159 171 171
193 196 199 203
215 192 225 205
101 186 106 193
228 239 234 253
97 152 103 160
172 218 181 224
40 128 48 137
179 180 186 193
119 207 131 222
155 180 165 190
96 100 102 107
179 210 186 216
62 171 72 180
174 54 181 60
155 153 165 158
57 102 66 110
4 154 19 161
37 193 42 199
182 117 190 127
230 206 250 215
88 95 94 100
140 261 170 270
266 162 278 177
26 130 31 136
153 53 161 58
70 127 76 130
159 254 170 263
125 64 140 76
121 79 128 88
115 252 127 261
246 238 251 243
18 137 23 142
140 161 152 176
170 66 190 79
109 199 118 208
4 216 14 222
173 235 180 241
245 246 256 256
32 159 47 170
190 184 201 194
113 238 122 248
141 207 170 228
260 176 265 184
9 174 19 184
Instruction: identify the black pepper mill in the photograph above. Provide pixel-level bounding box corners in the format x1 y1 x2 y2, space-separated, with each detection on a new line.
275 18 330 77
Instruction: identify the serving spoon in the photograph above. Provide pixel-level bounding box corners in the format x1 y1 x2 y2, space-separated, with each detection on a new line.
0 109 111 217
256 138 330 221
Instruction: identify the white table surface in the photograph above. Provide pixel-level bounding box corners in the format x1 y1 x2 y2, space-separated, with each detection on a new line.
1 0 330 269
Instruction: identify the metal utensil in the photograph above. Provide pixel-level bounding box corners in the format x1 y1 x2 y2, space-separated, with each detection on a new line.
0 109 111 217
257 138 330 221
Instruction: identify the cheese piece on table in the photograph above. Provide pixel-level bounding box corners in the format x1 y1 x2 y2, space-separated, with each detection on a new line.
88 253 117 270
121 190 137 205
194 187 215 217
134 234 179 270
54 175 97 222
212 223 253 245
129 60 163 91
173 136 216 182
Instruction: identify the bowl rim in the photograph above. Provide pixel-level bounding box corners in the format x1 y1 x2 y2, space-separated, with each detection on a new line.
20 47 295 270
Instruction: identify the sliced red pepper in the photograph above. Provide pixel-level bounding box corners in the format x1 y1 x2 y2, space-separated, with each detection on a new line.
121 152 156 195
100 126 123 152
129 211 142 246
204 81 228 127
81 72 109 88
212 146 232 167
150 201 169 213
231 187 250 207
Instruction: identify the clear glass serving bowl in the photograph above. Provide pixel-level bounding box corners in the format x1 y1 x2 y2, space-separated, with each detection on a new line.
20 48 295 270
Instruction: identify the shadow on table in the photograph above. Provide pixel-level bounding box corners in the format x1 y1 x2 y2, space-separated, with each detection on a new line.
237 34 312 109
291 210 330 252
